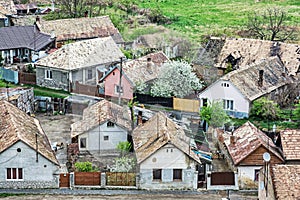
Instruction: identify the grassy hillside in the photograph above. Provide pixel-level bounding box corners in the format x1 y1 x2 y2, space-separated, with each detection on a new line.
136 0 300 42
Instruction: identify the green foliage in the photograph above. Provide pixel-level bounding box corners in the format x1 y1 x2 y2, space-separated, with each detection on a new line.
250 97 280 120
121 48 133 59
117 141 132 153
293 102 300 125
225 63 233 74
75 162 93 172
200 100 229 128
110 156 136 172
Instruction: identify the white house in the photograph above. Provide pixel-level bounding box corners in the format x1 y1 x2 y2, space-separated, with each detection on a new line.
71 99 132 154
133 112 211 190
0 100 59 189
198 56 293 118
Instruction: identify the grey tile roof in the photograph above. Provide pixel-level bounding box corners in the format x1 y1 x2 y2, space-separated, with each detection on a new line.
0 100 59 165
36 37 124 70
0 25 54 51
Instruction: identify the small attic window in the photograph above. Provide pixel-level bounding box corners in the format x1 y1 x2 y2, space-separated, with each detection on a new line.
107 121 114 127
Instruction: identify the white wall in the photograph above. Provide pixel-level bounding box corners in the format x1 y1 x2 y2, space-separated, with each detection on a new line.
199 80 250 117
238 166 261 181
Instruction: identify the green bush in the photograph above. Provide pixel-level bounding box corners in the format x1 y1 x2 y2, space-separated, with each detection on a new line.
250 97 280 120
75 162 93 172
117 141 132 153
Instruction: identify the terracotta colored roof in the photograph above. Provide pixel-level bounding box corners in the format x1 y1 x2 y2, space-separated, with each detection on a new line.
15 3 37 11
221 56 293 101
272 164 300 199
36 37 124 70
0 0 16 15
215 37 300 76
224 121 283 165
280 129 300 161
71 99 132 138
132 112 201 164
122 51 169 84
0 100 59 165
0 25 54 51
36 16 124 44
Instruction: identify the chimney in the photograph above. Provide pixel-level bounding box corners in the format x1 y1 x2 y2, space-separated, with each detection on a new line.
230 135 236 145
36 16 40 23
137 111 143 125
258 70 264 87
147 57 152 73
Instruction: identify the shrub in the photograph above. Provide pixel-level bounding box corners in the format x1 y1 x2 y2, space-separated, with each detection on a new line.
75 161 93 172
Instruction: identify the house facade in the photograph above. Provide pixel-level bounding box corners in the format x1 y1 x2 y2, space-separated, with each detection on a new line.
35 37 124 92
71 99 132 154
0 100 59 188
198 56 294 118
133 112 210 190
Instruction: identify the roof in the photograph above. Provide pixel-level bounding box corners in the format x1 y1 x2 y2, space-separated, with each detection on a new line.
36 37 124 70
215 37 300 76
224 121 283 165
0 25 54 51
36 16 124 44
15 3 38 11
280 129 300 161
0 100 59 165
272 164 300 199
0 0 16 15
122 51 169 84
71 99 132 138
132 112 202 164
220 56 293 101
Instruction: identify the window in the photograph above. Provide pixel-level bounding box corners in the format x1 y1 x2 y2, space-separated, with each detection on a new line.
173 169 182 181
202 98 208 107
221 82 229 87
45 69 53 80
104 136 109 141
115 85 123 94
153 169 162 181
254 169 260 181
87 69 92 80
80 138 87 148
223 99 234 110
107 121 114 127
7 168 23 180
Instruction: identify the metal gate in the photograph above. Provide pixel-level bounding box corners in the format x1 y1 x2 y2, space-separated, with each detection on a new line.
59 173 70 188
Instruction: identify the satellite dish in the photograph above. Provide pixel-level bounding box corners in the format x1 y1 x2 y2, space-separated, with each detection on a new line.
263 152 271 162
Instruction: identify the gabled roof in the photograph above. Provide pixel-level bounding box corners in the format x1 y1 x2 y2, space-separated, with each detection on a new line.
224 121 283 165
272 164 300 199
122 51 169 85
280 129 300 161
36 16 124 44
0 0 16 15
36 37 124 70
0 100 59 165
132 112 202 164
15 3 38 11
215 37 300 76
220 56 293 101
0 25 54 51
71 99 132 138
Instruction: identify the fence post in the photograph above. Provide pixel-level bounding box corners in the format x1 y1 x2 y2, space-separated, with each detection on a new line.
69 172 74 189
206 172 211 190
101 172 106 188
136 173 140 189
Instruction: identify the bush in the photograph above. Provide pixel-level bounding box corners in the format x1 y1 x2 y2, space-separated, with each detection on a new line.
250 97 280 120
75 161 93 172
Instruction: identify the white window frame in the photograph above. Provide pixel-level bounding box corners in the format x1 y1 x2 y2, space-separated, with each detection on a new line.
223 99 234 110
6 168 23 181
45 69 53 80
87 69 93 80
114 85 123 95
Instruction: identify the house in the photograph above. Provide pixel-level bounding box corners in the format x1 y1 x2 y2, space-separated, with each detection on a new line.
259 164 300 200
198 56 294 118
219 121 284 189
35 37 124 93
132 112 211 190
0 0 16 27
0 25 55 64
71 99 132 154
36 16 124 48
15 3 38 15
277 129 300 164
0 100 59 188
100 51 169 100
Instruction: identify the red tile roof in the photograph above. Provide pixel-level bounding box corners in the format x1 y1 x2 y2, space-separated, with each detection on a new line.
280 129 300 161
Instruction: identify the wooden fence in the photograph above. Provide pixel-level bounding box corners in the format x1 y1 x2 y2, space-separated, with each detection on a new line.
18 72 36 85
173 97 200 113
211 172 235 185
135 93 173 107
72 81 99 97
106 172 136 186
59 173 70 188
74 172 101 186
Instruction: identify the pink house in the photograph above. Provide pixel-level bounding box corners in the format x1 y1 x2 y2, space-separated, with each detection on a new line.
100 51 169 100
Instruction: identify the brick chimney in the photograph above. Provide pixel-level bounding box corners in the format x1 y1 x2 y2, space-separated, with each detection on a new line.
137 111 143 125
230 135 236 145
258 70 264 87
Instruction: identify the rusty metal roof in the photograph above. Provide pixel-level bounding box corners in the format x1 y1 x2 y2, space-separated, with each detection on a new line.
36 16 124 44
280 129 300 161
71 99 132 138
221 56 293 101
0 100 59 165
224 121 283 165
132 112 201 164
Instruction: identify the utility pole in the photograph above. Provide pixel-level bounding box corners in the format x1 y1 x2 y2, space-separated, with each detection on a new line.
118 57 123 105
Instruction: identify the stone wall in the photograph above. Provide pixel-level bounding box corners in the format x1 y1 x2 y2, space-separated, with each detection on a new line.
0 179 59 189
36 67 69 91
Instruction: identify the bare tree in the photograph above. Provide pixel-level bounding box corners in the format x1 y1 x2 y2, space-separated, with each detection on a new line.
247 7 297 42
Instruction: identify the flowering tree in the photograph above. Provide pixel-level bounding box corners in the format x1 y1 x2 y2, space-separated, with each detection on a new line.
150 60 203 98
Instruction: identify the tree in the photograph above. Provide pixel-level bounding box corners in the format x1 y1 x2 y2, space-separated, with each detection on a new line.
250 97 280 120
150 60 203 98
247 7 297 42
110 156 136 172
199 100 229 128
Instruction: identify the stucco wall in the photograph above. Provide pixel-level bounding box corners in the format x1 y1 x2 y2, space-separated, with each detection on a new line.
0 141 59 189
104 68 133 100
36 67 69 91
238 166 260 189
139 144 198 190
78 122 128 152
199 80 250 118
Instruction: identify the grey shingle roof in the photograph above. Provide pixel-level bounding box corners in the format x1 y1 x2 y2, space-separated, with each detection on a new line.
0 25 54 51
